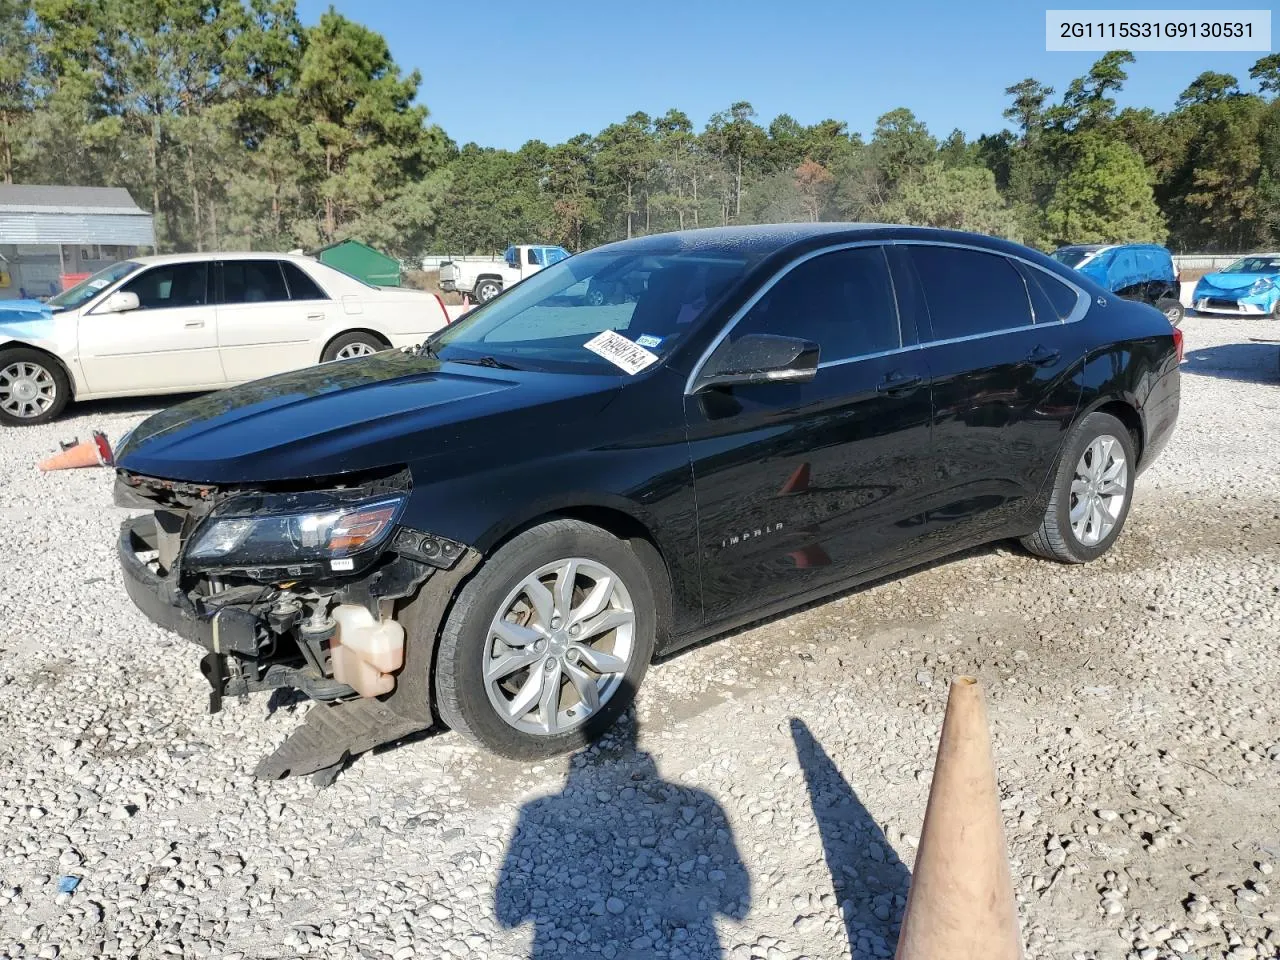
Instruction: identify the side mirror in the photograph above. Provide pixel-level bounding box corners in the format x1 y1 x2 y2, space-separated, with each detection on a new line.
695 333 820 392
97 290 140 314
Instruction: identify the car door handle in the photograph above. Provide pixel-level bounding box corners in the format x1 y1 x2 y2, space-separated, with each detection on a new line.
876 372 924 396
306 312 325 320
184 318 205 328
1026 345 1061 367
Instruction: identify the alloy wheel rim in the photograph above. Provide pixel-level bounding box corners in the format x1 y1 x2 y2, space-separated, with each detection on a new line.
334 342 377 360
1164 306 1181 322
1069 434 1128 547
479 284 499 301
0 361 56 418
483 557 635 737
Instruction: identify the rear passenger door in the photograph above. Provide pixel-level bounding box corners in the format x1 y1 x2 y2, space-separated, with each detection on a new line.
898 242 1087 542
686 245 935 622
215 259 328 382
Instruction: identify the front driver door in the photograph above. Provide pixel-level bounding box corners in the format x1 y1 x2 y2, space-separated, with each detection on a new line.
77 260 224 395
685 245 935 623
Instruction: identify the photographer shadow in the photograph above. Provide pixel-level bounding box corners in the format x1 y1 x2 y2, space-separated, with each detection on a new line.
790 717 911 957
496 714 750 959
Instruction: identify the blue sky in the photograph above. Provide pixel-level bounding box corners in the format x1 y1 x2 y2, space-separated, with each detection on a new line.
298 0 1272 149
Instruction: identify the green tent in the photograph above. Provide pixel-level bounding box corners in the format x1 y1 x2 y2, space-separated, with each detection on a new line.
309 239 401 287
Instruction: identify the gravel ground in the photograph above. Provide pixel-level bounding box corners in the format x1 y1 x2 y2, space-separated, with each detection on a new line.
0 316 1277 960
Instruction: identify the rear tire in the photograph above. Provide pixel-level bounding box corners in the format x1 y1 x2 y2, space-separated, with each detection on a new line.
475 279 503 303
0 348 70 426
435 519 657 760
1156 298 1184 327
1022 411 1136 564
321 332 388 363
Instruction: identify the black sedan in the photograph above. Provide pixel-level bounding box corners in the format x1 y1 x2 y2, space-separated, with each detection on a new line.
114 225 1181 762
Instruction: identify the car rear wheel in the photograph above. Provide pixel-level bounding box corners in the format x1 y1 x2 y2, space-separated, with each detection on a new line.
0 348 70 426
1021 411 1136 564
1156 298 1184 327
434 519 656 760
475 279 503 303
321 332 387 363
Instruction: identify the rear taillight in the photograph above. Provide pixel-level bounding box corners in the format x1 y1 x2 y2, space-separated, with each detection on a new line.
1172 326 1184 363
433 293 449 324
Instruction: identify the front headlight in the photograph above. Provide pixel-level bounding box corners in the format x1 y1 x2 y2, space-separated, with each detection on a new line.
1249 278 1275 295
185 491 406 573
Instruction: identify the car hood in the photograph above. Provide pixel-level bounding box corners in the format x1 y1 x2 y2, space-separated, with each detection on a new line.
1197 272 1276 291
0 300 56 341
115 350 620 484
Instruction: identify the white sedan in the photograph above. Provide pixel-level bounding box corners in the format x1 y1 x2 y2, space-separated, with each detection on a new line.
0 252 451 425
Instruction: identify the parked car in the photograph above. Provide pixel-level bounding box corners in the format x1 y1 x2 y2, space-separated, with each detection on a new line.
438 245 570 303
115 224 1180 761
1190 253 1280 318
1050 243 1185 325
0 252 450 425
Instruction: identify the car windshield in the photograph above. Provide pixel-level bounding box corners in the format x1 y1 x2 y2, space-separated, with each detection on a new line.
46 260 142 311
1221 256 1280 274
1050 247 1101 269
429 247 751 374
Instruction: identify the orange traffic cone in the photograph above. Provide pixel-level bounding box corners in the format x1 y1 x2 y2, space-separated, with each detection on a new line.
38 431 113 472
778 461 811 496
894 676 1023 960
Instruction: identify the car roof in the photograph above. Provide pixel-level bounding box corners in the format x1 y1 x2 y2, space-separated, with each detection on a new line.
126 251 323 267
590 223 1048 264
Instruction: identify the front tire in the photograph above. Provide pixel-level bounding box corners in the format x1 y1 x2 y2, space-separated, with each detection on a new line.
435 519 657 760
0 348 70 426
1022 412 1136 563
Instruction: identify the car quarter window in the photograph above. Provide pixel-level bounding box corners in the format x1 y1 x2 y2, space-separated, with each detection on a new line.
281 262 328 301
726 246 901 363
220 260 290 305
527 248 542 266
1019 262 1081 321
119 262 209 310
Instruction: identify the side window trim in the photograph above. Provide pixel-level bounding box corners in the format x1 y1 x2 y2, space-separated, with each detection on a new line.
685 240 903 394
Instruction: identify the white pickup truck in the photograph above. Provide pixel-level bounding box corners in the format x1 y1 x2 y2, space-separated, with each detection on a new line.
437 245 570 303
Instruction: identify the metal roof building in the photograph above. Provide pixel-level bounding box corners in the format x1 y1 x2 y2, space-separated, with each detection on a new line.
0 185 154 300
0 184 155 246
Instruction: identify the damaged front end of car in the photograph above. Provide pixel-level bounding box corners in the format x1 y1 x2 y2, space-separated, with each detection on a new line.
115 466 480 780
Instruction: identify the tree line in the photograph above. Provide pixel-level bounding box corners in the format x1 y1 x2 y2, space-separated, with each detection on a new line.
2 1 1278 258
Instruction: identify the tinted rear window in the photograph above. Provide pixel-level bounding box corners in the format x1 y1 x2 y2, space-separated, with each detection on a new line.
907 246 1033 340
222 260 290 304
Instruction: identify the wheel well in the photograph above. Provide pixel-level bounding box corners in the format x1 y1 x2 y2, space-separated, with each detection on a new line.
1095 399 1144 463
475 274 503 287
0 341 76 399
321 328 390 359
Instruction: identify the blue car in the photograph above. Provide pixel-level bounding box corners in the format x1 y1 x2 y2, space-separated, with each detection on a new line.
1192 253 1280 319
1050 243 1184 325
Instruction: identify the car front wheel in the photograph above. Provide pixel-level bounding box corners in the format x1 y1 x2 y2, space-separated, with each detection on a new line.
434 519 656 759
1021 411 1136 563
0 348 70 426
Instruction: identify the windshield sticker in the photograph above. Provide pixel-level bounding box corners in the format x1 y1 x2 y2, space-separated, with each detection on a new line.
87 278 110 291
634 334 663 348
583 330 659 375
